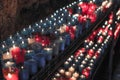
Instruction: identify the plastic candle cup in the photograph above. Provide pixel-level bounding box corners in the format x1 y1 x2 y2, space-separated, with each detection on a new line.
21 28 29 36
64 61 70 69
10 45 25 64
43 47 53 61
30 42 42 53
19 66 29 80
25 50 35 60
78 23 83 35
59 37 65 51
68 66 75 74
32 54 46 68
65 71 72 78
20 41 28 49
52 40 60 56
28 59 38 75
59 69 65 75
64 33 71 46
3 68 19 80
85 19 91 29
1 44 7 52
2 52 13 60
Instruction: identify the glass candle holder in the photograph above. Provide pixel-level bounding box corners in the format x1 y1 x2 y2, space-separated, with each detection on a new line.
9 45 25 64
43 47 53 61
2 52 13 60
19 66 29 80
32 54 46 68
2 64 19 80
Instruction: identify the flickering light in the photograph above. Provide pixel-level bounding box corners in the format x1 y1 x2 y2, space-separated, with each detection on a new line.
68 66 75 73
85 40 88 43
103 40 107 44
60 8 63 11
80 75 85 78
65 71 72 78
73 72 79 78
52 78 57 80
80 65 84 68
87 67 91 70
109 27 112 30
63 7 65 10
106 2 112 8
72 64 76 67
89 41 93 46
86 45 89 48
102 0 108 7
40 20 43 23
89 63 93 66
78 57 81 59
54 13 57 16
107 24 111 28
68 58 72 62
12 41 15 44
80 53 84 57
92 47 95 50
71 55 74 58
98 48 102 52
93 56 97 59
55 73 60 77
59 69 65 75
51 15 54 18
85 58 88 61
101 43 104 46
95 44 98 47
102 25 105 28
82 60 86 65
104 21 108 25
90 59 94 63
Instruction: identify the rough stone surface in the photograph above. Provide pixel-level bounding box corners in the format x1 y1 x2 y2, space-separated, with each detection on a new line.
0 0 50 40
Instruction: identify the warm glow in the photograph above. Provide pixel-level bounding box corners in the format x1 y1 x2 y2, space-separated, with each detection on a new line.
8 73 12 79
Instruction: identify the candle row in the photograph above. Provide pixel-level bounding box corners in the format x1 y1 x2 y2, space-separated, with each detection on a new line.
114 8 120 40
0 0 112 80
52 12 114 80
0 0 111 52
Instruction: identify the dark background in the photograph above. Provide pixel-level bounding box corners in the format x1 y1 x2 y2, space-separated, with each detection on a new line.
0 0 75 40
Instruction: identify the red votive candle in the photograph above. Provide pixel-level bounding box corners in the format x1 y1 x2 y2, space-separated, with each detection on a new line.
10 46 25 64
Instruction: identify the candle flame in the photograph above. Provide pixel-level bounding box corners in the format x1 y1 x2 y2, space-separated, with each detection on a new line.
2 45 5 48
22 41 24 44
7 52 10 55
44 48 52 51
21 66 24 69
8 73 12 78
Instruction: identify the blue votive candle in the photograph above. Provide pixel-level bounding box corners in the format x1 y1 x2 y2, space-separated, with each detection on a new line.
43 47 53 61
85 19 91 30
77 23 83 35
64 33 71 46
52 40 60 56
28 59 38 75
59 37 65 51
25 50 35 60
32 54 46 68
19 66 29 80
30 42 42 54
21 28 29 36
64 61 70 69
